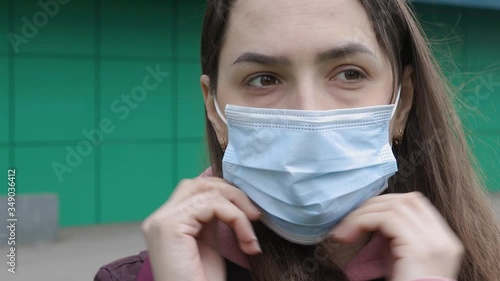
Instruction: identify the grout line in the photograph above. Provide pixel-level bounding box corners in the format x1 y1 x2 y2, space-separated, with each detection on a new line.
413 2 500 12
7 0 15 167
0 137 205 148
172 1 179 188
0 51 200 64
95 0 102 225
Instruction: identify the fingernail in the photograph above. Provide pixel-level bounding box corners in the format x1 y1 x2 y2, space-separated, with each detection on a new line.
252 237 262 252
255 242 262 252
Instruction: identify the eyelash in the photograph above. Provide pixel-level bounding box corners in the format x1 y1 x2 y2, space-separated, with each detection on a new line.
330 68 367 82
244 73 282 88
244 68 367 89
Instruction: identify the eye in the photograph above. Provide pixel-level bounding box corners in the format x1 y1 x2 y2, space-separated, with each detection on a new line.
247 75 281 87
333 70 364 81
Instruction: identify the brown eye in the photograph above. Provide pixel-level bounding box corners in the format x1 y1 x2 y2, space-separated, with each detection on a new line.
248 75 281 87
334 70 363 81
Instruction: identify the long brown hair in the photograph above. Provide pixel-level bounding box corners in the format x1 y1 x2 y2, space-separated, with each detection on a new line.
200 0 500 280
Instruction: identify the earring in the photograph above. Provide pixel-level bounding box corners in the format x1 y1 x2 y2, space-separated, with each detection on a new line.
219 138 227 152
394 129 404 145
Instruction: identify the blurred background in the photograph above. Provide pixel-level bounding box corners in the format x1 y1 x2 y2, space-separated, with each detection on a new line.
0 0 499 280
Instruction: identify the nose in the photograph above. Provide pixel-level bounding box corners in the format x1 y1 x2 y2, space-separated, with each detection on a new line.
287 76 333 111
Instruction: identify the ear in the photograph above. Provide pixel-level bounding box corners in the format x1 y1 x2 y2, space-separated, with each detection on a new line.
391 65 414 144
201 75 228 147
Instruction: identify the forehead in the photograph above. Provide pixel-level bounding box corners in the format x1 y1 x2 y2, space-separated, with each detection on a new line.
224 0 381 59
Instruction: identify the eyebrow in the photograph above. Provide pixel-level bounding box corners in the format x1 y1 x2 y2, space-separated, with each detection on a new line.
232 43 376 66
316 43 376 63
232 53 292 66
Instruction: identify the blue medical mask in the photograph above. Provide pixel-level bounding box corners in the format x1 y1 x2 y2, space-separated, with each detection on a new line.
215 89 400 245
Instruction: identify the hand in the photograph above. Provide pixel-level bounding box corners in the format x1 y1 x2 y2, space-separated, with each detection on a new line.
331 192 464 281
141 177 262 281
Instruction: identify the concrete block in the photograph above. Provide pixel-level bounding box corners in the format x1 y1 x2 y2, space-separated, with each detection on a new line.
0 193 59 245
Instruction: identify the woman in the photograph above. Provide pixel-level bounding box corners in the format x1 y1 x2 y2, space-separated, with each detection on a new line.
94 0 500 280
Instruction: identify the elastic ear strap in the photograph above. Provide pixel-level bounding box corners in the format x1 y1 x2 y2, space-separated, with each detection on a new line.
214 96 228 124
391 85 402 118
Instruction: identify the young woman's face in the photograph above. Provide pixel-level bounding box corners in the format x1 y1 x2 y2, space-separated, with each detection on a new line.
214 0 395 111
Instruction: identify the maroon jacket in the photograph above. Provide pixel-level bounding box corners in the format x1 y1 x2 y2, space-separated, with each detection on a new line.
93 251 390 281
93 251 252 281
93 251 148 281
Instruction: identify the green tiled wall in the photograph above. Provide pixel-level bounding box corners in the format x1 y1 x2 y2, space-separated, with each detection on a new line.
14 146 97 225
417 4 500 192
15 58 95 142
1 0 207 227
100 60 174 139
100 0 173 58
176 0 205 61
13 0 96 56
177 62 204 138
0 1 8 53
0 1 498 227
0 57 8 144
464 9 500 132
0 149 8 180
471 135 500 193
100 143 174 223
177 141 207 180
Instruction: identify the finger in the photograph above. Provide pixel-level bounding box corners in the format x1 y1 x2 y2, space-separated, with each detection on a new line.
357 192 423 208
180 193 261 255
170 178 261 220
369 192 449 233
410 195 461 244
332 192 456 246
343 193 430 233
169 178 227 201
411 194 449 228
332 210 417 244
333 193 428 240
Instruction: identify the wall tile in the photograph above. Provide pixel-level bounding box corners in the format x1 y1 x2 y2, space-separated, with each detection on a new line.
177 141 208 182
465 9 500 69
470 134 500 192
176 62 204 138
0 148 9 196
0 0 8 53
415 4 467 87
461 10 500 130
100 143 173 223
100 60 174 140
14 146 96 226
12 0 95 55
101 0 173 58
176 0 205 60
0 57 8 144
459 66 500 130
15 58 95 142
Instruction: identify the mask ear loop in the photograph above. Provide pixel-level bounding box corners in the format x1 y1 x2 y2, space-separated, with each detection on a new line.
213 96 228 125
391 85 404 146
391 85 402 119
